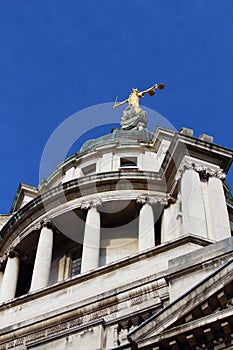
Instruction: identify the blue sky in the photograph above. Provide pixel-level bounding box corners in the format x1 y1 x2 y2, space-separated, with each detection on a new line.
0 0 232 213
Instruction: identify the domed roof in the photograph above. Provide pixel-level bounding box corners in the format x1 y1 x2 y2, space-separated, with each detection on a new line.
80 128 154 152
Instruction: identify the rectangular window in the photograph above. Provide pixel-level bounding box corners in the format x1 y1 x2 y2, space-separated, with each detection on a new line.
71 249 82 277
82 163 96 175
120 157 137 167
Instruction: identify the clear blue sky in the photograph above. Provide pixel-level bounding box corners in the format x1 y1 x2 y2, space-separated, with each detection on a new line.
0 0 232 213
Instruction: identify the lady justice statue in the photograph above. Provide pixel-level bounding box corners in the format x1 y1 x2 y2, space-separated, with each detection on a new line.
113 83 164 130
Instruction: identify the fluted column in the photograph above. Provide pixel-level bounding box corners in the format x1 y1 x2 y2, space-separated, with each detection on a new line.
30 223 54 292
138 197 155 251
81 203 101 273
0 251 20 303
208 173 231 240
181 166 208 237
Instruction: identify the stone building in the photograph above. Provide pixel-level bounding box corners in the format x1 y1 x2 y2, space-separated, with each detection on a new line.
0 102 233 350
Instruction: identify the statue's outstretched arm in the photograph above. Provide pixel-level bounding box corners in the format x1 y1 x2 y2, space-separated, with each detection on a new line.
140 83 164 96
113 98 128 109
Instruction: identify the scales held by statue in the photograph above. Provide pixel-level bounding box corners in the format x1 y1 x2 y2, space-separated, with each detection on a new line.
113 83 165 130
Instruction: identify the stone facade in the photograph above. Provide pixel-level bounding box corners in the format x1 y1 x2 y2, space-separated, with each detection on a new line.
0 116 232 349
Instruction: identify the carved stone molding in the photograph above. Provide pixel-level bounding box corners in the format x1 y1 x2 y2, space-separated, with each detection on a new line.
7 248 27 261
8 249 21 259
40 217 53 229
2 278 168 350
175 158 226 182
136 195 147 205
81 199 102 210
137 195 170 206
32 222 42 231
80 201 91 210
91 199 102 209
195 166 226 180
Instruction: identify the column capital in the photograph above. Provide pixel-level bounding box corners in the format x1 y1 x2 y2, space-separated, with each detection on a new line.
195 165 226 180
176 158 226 181
175 159 196 182
30 220 54 292
136 195 170 206
81 199 102 210
32 222 42 231
136 195 147 205
40 218 54 230
8 248 26 260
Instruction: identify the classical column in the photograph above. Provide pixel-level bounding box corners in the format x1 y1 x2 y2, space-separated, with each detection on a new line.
208 172 231 240
181 164 208 237
81 203 101 273
30 223 54 292
0 251 20 303
138 197 155 251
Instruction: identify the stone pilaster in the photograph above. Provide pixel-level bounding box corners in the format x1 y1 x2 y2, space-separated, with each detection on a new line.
179 161 208 237
81 202 101 273
208 173 231 240
0 251 20 303
161 199 181 243
30 221 54 292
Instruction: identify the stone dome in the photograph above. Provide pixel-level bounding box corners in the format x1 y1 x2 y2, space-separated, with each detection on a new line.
80 127 154 152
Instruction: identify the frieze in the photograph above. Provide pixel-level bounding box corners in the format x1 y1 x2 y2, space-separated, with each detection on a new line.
202 254 233 271
46 322 69 335
2 279 168 349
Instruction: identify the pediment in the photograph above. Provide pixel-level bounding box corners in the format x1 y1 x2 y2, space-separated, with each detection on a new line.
129 258 233 349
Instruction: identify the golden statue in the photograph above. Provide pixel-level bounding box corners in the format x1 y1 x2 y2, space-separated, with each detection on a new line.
113 83 164 109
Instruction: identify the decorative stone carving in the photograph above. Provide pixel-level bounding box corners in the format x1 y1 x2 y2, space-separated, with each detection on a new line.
32 222 42 231
120 106 147 130
137 195 169 206
81 201 91 210
40 217 53 229
176 159 226 182
136 195 147 205
81 199 102 210
8 249 22 260
91 199 102 209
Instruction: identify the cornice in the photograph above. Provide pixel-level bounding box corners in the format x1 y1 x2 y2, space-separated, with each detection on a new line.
0 170 165 248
